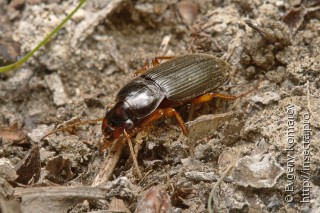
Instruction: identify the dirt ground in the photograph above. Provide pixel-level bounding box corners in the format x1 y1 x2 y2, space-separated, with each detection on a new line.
1 0 320 212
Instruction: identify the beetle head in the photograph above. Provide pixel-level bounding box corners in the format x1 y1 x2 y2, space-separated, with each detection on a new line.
102 101 135 143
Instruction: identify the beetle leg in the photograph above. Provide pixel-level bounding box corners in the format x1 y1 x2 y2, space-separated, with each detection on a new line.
187 93 238 121
163 108 187 135
191 84 258 104
139 108 187 135
134 65 148 76
188 93 235 119
191 93 238 104
152 56 175 66
134 56 176 76
123 130 143 179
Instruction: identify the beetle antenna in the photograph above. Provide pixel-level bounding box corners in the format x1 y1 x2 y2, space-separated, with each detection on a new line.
41 118 103 141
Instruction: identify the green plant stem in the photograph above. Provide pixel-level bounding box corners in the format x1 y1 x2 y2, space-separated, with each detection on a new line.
0 0 87 73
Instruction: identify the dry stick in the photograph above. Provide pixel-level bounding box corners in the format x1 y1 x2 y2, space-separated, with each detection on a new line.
124 130 143 179
157 35 171 56
208 163 234 213
18 185 110 213
92 128 145 185
138 170 153 186
40 116 126 185
92 136 126 186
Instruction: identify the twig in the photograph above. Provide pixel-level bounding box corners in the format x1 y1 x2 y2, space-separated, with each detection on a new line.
208 163 234 213
138 170 153 186
92 136 126 186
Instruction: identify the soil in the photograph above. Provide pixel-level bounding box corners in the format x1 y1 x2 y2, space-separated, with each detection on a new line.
1 0 320 212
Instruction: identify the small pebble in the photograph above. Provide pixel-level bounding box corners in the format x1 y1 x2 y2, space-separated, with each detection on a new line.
185 171 217 182
251 91 280 105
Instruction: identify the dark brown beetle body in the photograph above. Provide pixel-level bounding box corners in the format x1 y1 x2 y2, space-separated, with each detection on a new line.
102 53 230 147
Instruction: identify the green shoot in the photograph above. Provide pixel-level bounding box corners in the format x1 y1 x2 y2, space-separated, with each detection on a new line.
0 0 87 73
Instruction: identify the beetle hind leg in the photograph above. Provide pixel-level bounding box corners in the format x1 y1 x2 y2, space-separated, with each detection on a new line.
191 85 257 105
191 93 238 104
139 107 187 135
188 89 256 120
188 93 238 121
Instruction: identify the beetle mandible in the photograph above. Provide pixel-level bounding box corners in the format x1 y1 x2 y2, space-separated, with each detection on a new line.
101 53 235 149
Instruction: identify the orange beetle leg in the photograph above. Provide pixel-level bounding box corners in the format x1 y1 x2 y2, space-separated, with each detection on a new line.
191 93 238 104
139 107 187 135
134 56 176 76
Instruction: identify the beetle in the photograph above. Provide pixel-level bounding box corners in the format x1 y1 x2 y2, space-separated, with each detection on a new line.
101 53 236 149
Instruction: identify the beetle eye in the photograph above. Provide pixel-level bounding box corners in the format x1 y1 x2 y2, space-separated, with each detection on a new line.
125 119 134 129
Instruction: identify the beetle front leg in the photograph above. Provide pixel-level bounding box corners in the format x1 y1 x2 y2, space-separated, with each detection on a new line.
139 107 187 135
163 108 187 135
